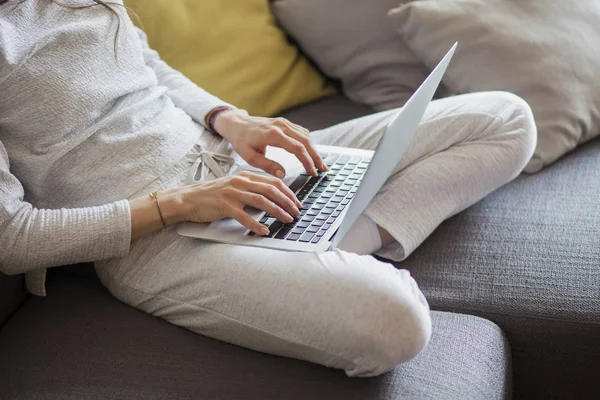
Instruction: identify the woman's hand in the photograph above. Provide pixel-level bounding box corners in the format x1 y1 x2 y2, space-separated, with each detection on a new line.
130 171 302 240
178 171 302 235
213 109 328 178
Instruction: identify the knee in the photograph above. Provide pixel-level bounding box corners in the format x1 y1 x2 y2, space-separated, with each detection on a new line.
343 269 432 377
492 91 538 170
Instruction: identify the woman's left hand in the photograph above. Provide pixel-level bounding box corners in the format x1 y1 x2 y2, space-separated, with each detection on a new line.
213 109 328 179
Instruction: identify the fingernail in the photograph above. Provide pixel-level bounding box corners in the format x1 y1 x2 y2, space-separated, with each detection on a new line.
260 226 269 235
275 170 285 179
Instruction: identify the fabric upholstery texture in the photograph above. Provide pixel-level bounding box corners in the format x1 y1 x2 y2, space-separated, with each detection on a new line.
125 0 334 117
389 0 600 173
0 277 511 400
278 93 375 131
399 138 600 399
271 0 448 112
0 274 27 327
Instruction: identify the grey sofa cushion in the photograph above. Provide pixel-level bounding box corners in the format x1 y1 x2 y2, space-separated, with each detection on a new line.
278 93 375 131
0 277 511 400
399 139 600 399
0 274 27 328
271 0 441 112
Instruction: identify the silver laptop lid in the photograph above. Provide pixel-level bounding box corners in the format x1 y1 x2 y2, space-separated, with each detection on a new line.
330 43 457 249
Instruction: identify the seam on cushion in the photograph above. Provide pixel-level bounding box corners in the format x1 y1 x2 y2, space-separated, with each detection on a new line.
103 273 359 369
433 306 600 326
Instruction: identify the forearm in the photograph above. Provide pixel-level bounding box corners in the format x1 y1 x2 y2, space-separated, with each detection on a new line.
0 201 131 274
129 187 188 241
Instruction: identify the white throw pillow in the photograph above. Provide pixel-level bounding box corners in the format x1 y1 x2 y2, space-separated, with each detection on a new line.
271 0 444 111
390 0 600 173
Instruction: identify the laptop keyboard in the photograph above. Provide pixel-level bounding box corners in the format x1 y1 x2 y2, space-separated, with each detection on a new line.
247 153 369 244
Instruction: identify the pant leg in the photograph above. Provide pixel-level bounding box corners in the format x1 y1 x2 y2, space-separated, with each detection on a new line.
95 226 431 378
312 91 537 260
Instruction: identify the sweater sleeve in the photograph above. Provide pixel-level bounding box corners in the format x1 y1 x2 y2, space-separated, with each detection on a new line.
0 142 132 275
135 28 236 128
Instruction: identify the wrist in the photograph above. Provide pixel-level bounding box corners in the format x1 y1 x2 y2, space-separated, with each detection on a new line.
156 187 188 225
213 108 249 141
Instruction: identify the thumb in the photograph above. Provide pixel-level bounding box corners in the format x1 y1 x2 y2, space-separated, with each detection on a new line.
247 151 287 179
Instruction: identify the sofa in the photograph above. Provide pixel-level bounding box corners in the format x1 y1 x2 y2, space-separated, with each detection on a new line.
2 3 600 400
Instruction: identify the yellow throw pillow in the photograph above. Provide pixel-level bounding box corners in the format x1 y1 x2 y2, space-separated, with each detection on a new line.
125 0 335 117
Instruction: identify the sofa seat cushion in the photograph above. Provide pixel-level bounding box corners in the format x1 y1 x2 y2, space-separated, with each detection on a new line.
0 277 511 400
0 274 27 328
398 139 600 399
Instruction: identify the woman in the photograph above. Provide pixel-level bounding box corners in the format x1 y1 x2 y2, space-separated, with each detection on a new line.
0 0 536 377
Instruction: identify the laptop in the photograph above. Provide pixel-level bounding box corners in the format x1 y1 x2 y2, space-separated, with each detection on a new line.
178 43 457 252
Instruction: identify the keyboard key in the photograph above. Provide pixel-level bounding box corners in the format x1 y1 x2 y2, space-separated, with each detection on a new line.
304 198 316 205
259 216 269 223
348 156 362 165
341 185 354 191
337 155 350 164
316 229 328 237
341 199 351 205
307 226 319 233
332 211 341 218
332 196 345 202
289 175 311 193
266 222 283 237
324 154 340 166
302 215 315 222
287 233 301 241
297 221 310 228
327 217 336 224
248 231 256 236
291 228 304 235
299 232 315 243
311 236 321 244
321 192 334 198
339 171 350 177
308 192 319 199
313 187 325 193
312 204 324 210
316 198 328 205
316 214 329 220
313 220 325 227
307 209 319 216
275 228 291 239
321 209 333 215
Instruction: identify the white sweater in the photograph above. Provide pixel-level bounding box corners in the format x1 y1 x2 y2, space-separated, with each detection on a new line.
0 0 231 294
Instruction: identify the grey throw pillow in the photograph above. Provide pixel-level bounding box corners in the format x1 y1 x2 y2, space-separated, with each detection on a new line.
271 0 440 111
390 0 600 173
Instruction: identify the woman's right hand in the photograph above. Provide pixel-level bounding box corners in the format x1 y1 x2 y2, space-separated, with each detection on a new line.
177 171 302 236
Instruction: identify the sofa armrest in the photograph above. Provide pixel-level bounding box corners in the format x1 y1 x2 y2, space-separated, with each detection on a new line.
0 273 28 328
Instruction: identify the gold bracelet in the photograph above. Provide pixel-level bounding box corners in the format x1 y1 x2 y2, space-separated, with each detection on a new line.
149 192 167 227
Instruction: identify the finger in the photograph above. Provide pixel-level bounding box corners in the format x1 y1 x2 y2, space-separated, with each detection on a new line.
243 172 302 208
243 180 301 217
270 130 318 176
242 193 294 223
230 209 270 236
244 150 288 180
280 120 328 172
